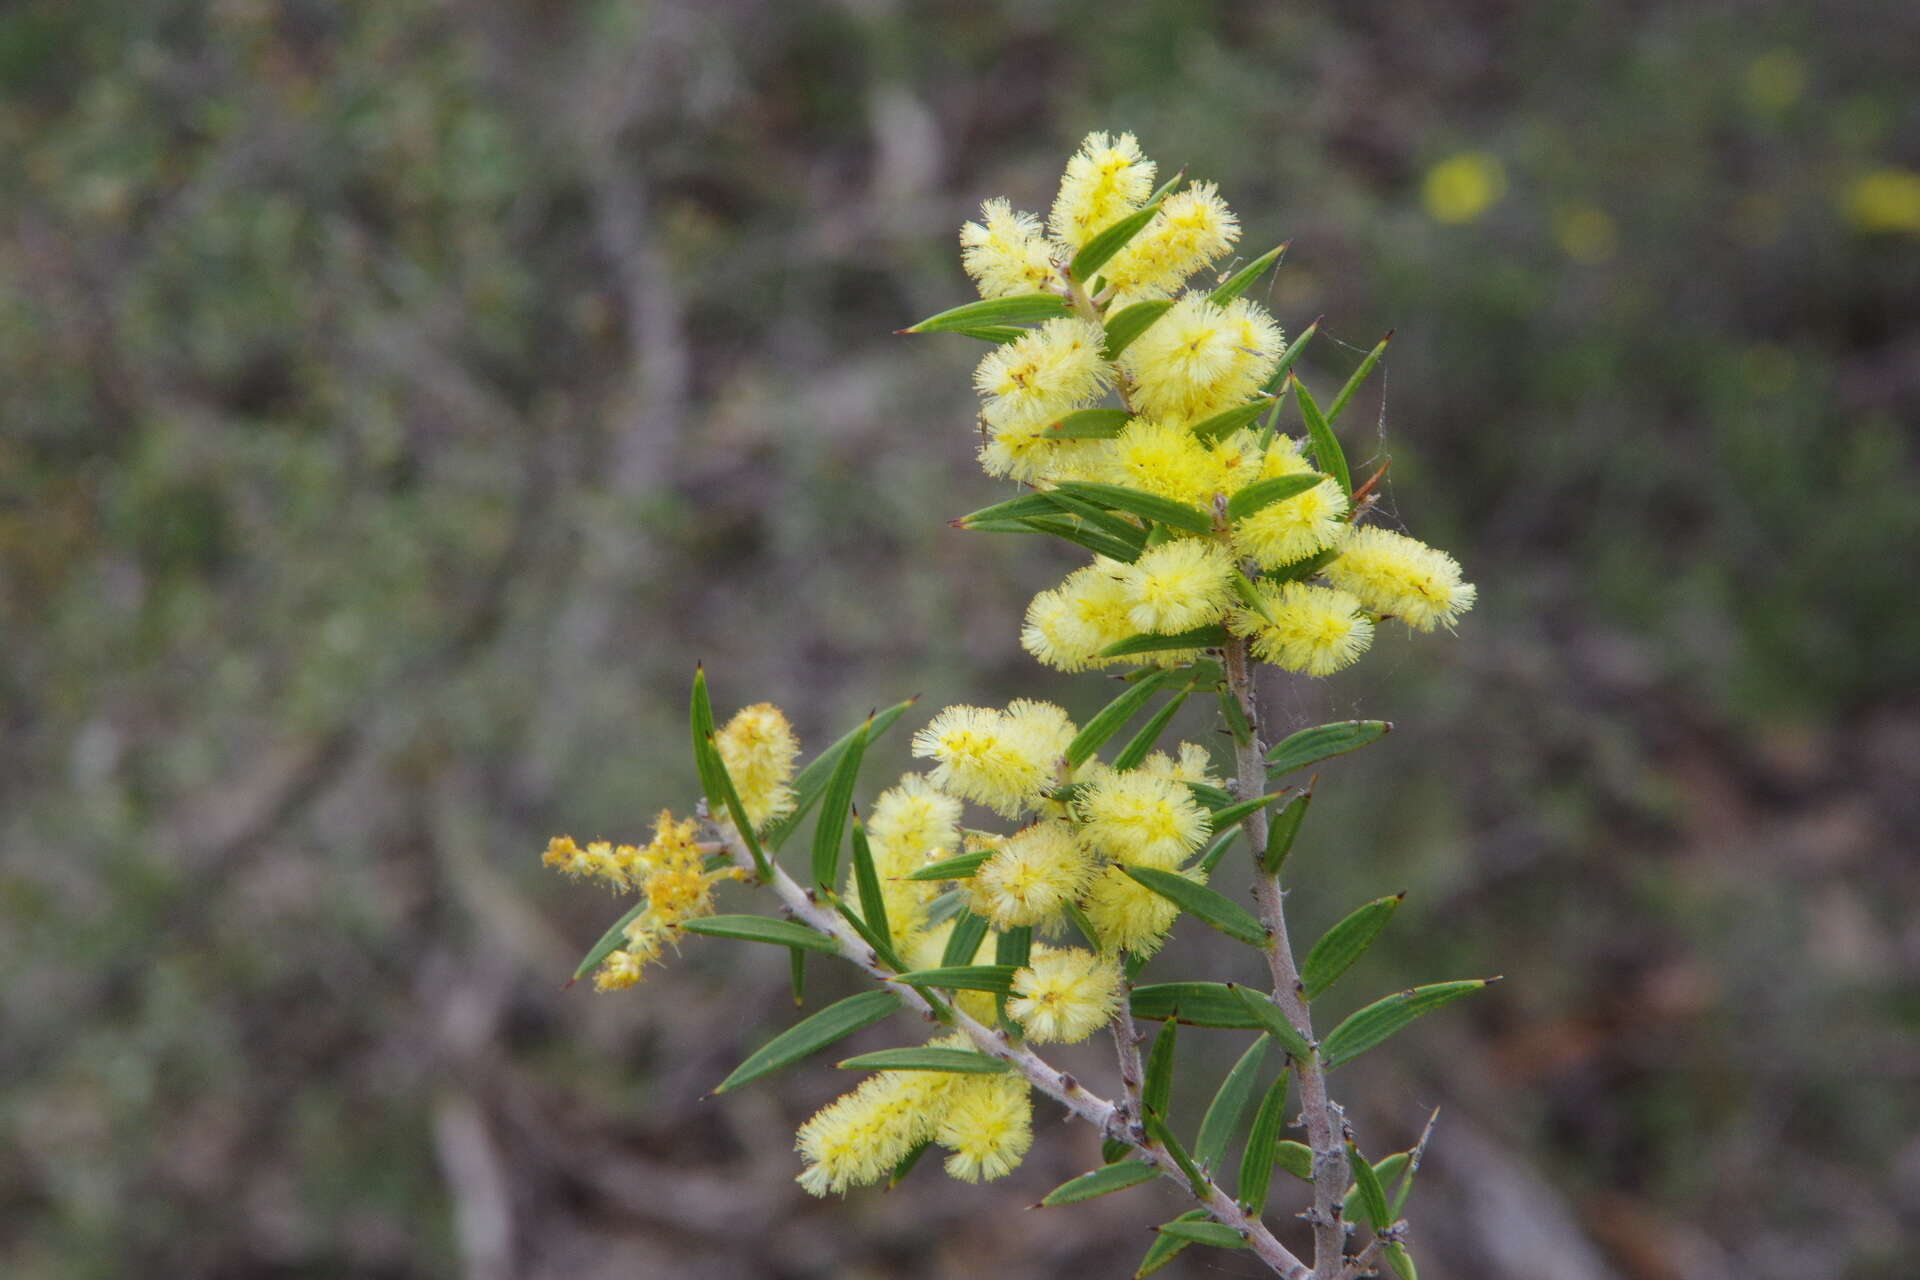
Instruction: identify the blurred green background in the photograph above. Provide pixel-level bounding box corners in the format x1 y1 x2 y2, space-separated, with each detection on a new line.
4 2 1918 1277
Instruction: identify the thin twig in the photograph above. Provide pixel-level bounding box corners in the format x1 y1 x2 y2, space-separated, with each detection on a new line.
1224 634 1349 1278
707 822 1312 1279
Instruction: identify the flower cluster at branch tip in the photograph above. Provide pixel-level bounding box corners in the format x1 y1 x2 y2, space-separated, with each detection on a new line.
958 131 1474 679
543 808 748 991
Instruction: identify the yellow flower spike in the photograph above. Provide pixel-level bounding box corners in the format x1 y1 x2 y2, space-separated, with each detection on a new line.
1081 861 1206 957
1101 417 1222 506
795 1068 963 1196
1139 741 1221 787
1122 294 1283 422
592 949 647 992
1049 131 1157 249
1230 581 1376 676
1007 946 1124 1043
1102 180 1241 296
911 703 1071 818
714 703 800 829
1323 526 1478 632
936 1073 1034 1182
967 821 1096 929
973 317 1111 435
1117 539 1235 635
1076 770 1210 869
959 198 1058 299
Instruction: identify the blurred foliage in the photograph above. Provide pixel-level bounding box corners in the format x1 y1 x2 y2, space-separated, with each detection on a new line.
2 1 1917 1278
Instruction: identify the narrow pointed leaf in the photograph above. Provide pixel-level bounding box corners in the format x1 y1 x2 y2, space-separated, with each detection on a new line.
1131 981 1263 1029
1347 1144 1393 1232
1208 242 1289 305
904 294 1069 333
1183 780 1236 811
1143 1018 1178 1120
1104 1137 1133 1165
572 900 646 980
1260 318 1319 399
679 915 839 953
1262 545 1340 585
1136 1210 1209 1277
1226 472 1325 523
1237 1068 1291 1210
704 732 772 880
1327 331 1393 425
957 492 1062 525
1053 481 1214 534
1294 377 1351 496
1071 198 1167 282
1040 407 1133 440
1273 1140 1314 1181
788 946 806 1005
1003 515 1146 564
1194 1038 1268 1172
1321 979 1497 1068
1065 667 1176 767
1205 791 1289 841
1040 1160 1158 1206
1122 866 1268 947
948 324 1025 344
888 1139 932 1189
715 989 902 1093
1386 1242 1419 1280
1266 720 1391 776
1156 1220 1246 1249
1190 396 1281 445
1143 1111 1206 1198
1099 626 1229 658
995 924 1032 971
889 964 1018 994
1302 894 1405 999
1064 899 1103 950
1039 488 1153 549
1111 690 1191 771
1228 983 1316 1059
837 1047 1009 1074
762 698 916 851
1260 786 1313 875
905 849 992 881
825 891 908 975
1103 298 1174 360
1343 1151 1410 1226
811 718 869 891
1196 823 1242 875
850 820 891 951
1218 685 1253 748
942 910 990 966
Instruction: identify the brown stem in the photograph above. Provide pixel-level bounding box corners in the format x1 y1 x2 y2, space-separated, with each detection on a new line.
1224 636 1349 1278
707 822 1311 1279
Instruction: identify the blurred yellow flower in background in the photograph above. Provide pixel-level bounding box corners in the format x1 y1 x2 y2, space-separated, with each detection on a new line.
1423 151 1507 224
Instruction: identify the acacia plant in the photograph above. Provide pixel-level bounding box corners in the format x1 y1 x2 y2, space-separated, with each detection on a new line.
542 133 1488 1279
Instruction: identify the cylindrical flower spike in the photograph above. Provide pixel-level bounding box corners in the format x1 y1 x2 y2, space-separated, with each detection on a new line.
1230 581 1376 676
1323 526 1478 632
1007 946 1125 1043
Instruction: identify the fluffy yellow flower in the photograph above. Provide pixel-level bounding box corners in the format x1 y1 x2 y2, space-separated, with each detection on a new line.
1322 526 1478 631
959 198 1058 298
555 810 745 992
1231 581 1375 675
911 700 1074 818
868 774 962 863
936 1073 1034 1182
1229 438 1350 569
1117 538 1234 634
1101 417 1222 506
974 317 1111 434
1102 181 1241 296
968 821 1096 928
1122 294 1283 421
1007 947 1124 1043
1077 771 1210 868
979 429 1108 485
795 1065 959 1196
1021 567 1129 672
714 702 800 829
1138 741 1220 787
1081 861 1206 956
1049 130 1157 249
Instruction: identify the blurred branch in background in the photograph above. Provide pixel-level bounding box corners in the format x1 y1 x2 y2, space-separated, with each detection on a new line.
1 1 1916 1277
